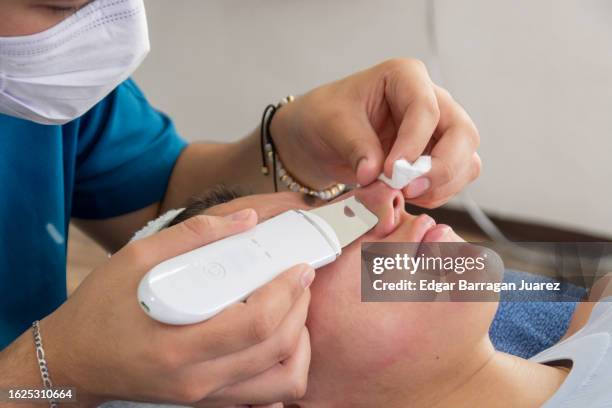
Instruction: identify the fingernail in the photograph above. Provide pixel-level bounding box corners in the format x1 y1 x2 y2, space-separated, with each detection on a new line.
300 266 315 288
405 177 431 199
357 157 376 183
356 157 368 174
227 208 254 221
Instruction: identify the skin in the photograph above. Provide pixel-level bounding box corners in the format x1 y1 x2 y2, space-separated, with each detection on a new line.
0 0 93 36
0 1 480 406
190 183 571 407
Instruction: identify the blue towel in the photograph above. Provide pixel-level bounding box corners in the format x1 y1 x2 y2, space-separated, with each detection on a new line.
489 269 586 358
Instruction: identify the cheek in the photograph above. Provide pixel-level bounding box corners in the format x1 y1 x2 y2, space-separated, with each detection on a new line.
305 242 496 386
307 253 359 346
307 247 433 374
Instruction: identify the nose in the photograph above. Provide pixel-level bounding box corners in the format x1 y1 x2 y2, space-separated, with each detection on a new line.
355 181 405 236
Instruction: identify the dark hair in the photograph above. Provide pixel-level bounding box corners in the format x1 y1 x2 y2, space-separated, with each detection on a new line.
164 185 325 229
165 185 243 228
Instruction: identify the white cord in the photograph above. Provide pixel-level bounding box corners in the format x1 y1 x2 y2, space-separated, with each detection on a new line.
425 2 612 285
460 191 511 243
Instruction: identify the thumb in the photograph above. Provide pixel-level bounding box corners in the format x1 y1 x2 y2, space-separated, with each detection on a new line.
120 208 258 270
324 112 384 185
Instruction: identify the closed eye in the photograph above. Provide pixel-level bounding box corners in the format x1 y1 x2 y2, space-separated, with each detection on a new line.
46 5 78 14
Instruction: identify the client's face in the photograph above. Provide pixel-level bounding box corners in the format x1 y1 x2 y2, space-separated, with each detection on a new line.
192 182 498 407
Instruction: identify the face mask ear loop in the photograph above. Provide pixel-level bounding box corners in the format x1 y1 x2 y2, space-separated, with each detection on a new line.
0 72 6 94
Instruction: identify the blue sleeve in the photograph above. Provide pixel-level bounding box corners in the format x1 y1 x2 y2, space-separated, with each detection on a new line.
71 79 187 219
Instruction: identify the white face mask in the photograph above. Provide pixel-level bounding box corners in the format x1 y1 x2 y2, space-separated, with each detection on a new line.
0 0 150 125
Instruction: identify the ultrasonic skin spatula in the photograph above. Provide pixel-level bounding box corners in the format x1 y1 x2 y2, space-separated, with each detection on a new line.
138 196 378 325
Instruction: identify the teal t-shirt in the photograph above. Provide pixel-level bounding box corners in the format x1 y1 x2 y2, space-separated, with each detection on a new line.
0 79 187 349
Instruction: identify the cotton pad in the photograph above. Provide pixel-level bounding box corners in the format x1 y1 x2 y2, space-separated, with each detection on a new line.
378 156 432 189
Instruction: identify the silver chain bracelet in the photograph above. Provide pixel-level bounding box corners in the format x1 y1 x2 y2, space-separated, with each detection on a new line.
32 320 58 408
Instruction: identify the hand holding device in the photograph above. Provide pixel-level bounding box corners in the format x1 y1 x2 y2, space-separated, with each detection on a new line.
30 210 313 406
138 196 379 324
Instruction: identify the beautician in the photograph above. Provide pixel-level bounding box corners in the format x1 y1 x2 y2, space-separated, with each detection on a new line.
0 0 480 406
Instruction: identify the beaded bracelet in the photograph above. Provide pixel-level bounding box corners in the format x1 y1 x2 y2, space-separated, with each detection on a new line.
259 96 346 200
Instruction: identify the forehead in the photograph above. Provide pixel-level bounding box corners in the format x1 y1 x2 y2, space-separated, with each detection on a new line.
202 191 318 221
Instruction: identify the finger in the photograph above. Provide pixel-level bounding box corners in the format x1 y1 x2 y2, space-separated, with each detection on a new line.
177 264 314 361
402 85 480 203
404 142 480 210
205 328 311 406
321 109 386 186
118 209 258 270
404 152 480 209
431 87 480 157
184 291 310 402
403 109 479 202
432 84 464 132
383 60 440 176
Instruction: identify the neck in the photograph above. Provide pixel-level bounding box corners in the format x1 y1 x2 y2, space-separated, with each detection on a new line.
299 338 568 408
301 337 497 408
431 350 568 408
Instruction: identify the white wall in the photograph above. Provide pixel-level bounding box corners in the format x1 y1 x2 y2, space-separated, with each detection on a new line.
134 0 612 238
135 0 430 140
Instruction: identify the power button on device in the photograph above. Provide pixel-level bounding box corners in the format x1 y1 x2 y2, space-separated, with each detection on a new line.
203 262 226 280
